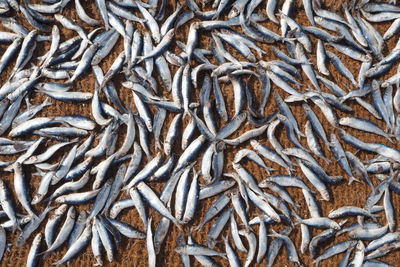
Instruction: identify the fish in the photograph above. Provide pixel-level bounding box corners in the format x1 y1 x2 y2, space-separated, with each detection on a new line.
0 179 18 231
175 244 227 258
44 204 68 247
26 233 42 267
1 1 400 266
43 206 76 255
16 206 53 248
53 223 92 265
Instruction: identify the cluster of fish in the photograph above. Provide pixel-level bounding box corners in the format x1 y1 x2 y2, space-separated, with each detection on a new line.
1 0 400 266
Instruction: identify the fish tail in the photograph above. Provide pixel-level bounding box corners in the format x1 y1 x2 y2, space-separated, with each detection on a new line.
348 176 360 185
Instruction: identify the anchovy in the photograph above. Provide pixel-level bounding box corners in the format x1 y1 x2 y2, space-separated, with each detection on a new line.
26 233 42 267
68 211 87 247
55 189 100 205
304 121 330 163
53 223 92 265
172 165 191 219
25 140 75 165
43 206 76 255
124 153 163 189
16 206 53 247
109 198 134 219
330 134 358 184
181 170 199 224
326 51 358 86
315 240 357 266
0 179 18 231
196 192 230 231
349 225 389 240
223 235 240 267
44 204 68 248
175 244 226 258
13 163 36 218
257 216 268 263
208 208 231 248
277 114 306 151
339 116 392 142
136 182 180 227
298 160 330 201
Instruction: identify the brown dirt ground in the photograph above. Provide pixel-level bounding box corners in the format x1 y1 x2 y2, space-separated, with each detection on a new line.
0 0 400 266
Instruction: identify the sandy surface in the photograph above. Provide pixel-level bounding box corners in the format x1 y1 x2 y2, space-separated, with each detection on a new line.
0 0 399 266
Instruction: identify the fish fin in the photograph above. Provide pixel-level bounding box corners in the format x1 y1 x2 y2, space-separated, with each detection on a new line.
42 97 52 107
136 56 145 64
348 176 360 185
